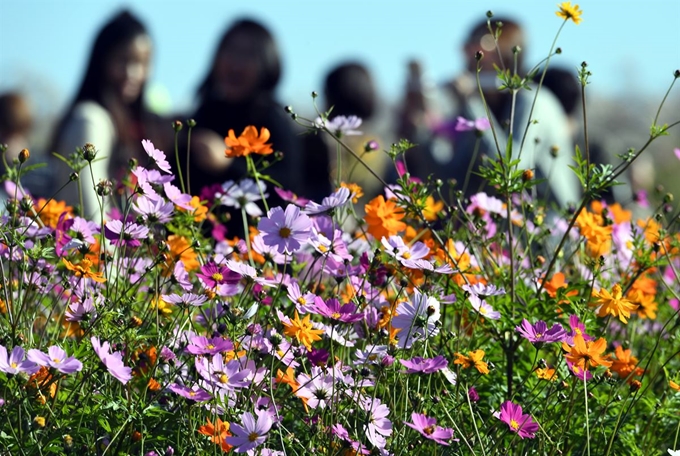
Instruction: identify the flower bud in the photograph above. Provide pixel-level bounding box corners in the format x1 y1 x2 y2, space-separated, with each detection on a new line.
284 105 293 114
33 416 46 428
18 148 30 163
550 145 559 158
172 120 183 132
663 192 674 203
69 172 79 182
186 118 196 128
311 91 318 98
629 380 641 392
20 196 34 213
674 69 680 78
82 143 97 161
522 169 534 181
556 47 562 54
486 10 493 18
96 179 113 196
475 51 484 61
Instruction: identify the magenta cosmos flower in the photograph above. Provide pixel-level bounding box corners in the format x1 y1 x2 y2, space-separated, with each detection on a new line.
515 319 566 344
498 401 539 439
399 355 448 374
258 204 312 254
225 411 272 453
311 297 363 323
27 346 82 374
91 337 132 384
405 412 455 445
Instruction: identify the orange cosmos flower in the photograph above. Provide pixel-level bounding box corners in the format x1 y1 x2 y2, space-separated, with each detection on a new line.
590 284 639 324
421 195 445 222
26 366 57 404
180 196 208 222
340 182 364 203
609 346 643 380
454 350 489 375
198 417 233 452
562 334 612 371
224 126 273 157
543 272 578 301
33 198 73 228
165 235 199 272
62 258 106 283
670 380 680 392
364 195 406 240
282 311 324 351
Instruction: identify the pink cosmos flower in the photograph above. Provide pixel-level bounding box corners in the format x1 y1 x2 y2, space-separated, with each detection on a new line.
162 293 208 307
392 290 441 349
311 297 363 323
168 383 212 402
104 220 149 247
163 182 193 210
184 335 233 356
91 337 132 384
132 195 174 223
315 115 363 136
497 401 539 439
454 116 490 132
273 187 310 207
141 139 172 174
27 346 83 374
399 355 448 374
0 345 39 375
360 397 392 449
675 147 680 161
225 411 272 453
404 412 456 445
258 204 313 254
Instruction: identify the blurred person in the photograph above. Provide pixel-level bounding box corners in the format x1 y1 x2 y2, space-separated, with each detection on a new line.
51 10 169 217
0 91 54 198
185 18 302 201
399 17 580 208
302 61 392 203
540 66 623 203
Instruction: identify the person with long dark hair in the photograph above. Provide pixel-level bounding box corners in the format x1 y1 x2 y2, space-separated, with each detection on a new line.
184 18 301 201
52 10 167 217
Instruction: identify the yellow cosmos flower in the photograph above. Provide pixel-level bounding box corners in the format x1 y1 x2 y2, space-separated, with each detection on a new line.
556 2 583 24
590 284 639 324
454 350 489 375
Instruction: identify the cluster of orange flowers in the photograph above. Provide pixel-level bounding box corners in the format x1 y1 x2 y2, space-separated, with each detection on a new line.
224 126 274 158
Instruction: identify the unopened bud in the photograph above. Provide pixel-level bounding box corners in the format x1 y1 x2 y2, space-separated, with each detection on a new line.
284 105 293 114
512 45 522 55
18 148 30 163
96 179 113 196
69 172 79 182
186 118 196 128
663 193 673 203
364 140 379 152
311 91 318 98
82 143 97 161
486 10 493 18
172 120 183 132
556 47 562 54
550 145 559 158
629 380 641 392
522 169 534 181
581 61 588 68
19 196 34 212
475 51 484 61
674 69 680 78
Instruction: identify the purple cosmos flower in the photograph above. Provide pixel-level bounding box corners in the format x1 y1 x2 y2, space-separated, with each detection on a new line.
162 293 208 307
91 337 132 384
382 235 431 269
195 357 250 391
132 195 174 223
497 401 539 439
225 411 272 454
163 182 193 210
468 387 480 402
27 346 83 374
567 360 593 381
219 179 267 217
0 345 39 375
307 348 330 366
104 220 149 247
360 397 392 449
184 335 233 356
392 290 441 349
405 412 456 445
355 345 389 365
286 281 317 314
173 260 192 291
399 355 448 374
468 294 501 320
258 204 312 254
315 115 363 136
168 383 212 402
131 166 162 201
311 297 363 323
273 187 310 207
304 187 352 215
516 319 567 344
141 139 172 174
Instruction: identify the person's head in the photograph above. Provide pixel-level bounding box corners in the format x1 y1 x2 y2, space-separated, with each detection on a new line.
0 92 33 141
463 17 526 78
75 10 152 107
200 19 281 103
324 62 376 120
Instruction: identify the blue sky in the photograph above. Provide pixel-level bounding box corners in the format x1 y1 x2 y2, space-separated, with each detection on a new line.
1 0 679 114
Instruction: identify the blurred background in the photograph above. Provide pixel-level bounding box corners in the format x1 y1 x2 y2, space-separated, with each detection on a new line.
1 0 679 205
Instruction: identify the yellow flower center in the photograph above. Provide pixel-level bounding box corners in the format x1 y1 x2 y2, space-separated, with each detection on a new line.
331 312 341 319
510 419 520 430
402 251 411 259
219 373 229 384
480 307 488 315
423 425 435 435
279 227 291 238
297 297 307 305
206 344 215 350
211 272 224 281
10 362 18 368
52 358 61 364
